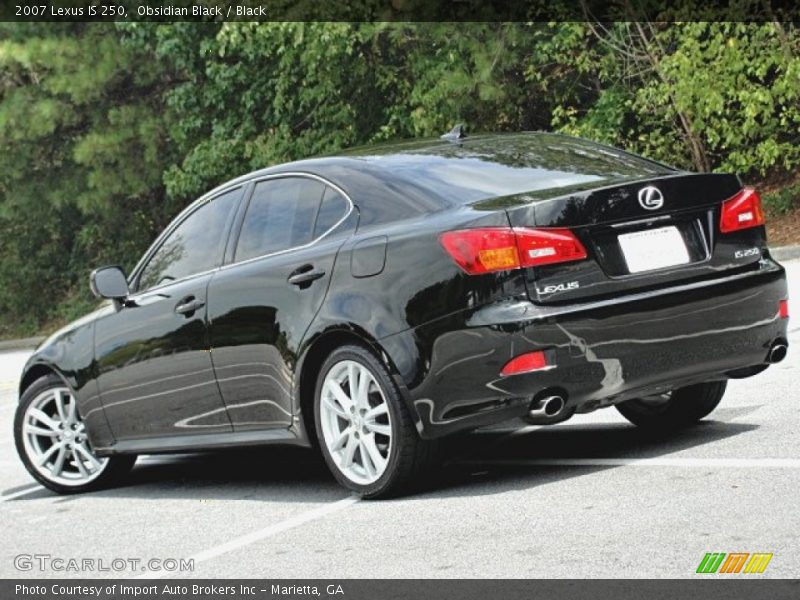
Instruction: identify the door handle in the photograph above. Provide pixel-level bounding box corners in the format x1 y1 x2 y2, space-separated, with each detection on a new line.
287 265 326 287
175 296 205 315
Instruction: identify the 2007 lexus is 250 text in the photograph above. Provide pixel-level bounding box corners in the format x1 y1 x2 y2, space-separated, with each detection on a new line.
14 131 789 498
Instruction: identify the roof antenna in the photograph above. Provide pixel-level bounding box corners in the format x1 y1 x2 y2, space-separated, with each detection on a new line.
440 124 467 142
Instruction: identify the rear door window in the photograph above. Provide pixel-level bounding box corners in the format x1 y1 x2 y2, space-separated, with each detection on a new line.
235 177 326 262
313 187 350 238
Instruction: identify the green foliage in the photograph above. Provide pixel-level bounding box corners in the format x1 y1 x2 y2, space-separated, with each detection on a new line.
0 23 174 337
1 21 799 337
126 22 557 201
763 184 800 215
544 22 800 175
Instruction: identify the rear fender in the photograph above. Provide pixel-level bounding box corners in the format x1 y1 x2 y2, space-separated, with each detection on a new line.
293 324 426 443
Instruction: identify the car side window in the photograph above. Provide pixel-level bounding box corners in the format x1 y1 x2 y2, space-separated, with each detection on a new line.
313 187 350 238
137 188 241 291
235 177 326 262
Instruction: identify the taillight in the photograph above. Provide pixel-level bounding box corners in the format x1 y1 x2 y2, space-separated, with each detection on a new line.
514 228 588 267
720 187 765 233
779 299 789 319
500 350 550 376
440 227 587 275
439 228 519 274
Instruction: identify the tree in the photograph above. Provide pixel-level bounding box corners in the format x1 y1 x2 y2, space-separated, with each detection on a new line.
1 21 798 336
546 21 800 177
0 23 174 334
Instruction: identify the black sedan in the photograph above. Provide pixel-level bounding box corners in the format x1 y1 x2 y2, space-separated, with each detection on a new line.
14 132 789 498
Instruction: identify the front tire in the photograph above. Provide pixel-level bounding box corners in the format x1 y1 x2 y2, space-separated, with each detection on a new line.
314 344 437 498
14 375 136 494
615 381 727 431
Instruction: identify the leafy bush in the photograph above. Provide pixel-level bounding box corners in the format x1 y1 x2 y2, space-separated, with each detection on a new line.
763 184 800 215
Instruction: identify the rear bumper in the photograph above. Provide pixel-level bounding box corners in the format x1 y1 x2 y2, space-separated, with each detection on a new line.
381 259 789 438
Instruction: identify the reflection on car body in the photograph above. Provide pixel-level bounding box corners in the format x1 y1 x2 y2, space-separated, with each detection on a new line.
15 132 789 498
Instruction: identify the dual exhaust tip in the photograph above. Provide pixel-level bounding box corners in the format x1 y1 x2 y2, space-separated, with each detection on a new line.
524 393 570 425
528 394 566 419
526 341 787 422
768 342 788 364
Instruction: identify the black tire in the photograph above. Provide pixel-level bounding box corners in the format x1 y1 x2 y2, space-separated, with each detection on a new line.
615 381 727 431
313 344 438 499
14 374 136 494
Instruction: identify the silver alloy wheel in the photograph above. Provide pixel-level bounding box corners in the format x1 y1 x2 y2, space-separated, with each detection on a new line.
319 360 392 485
21 387 109 486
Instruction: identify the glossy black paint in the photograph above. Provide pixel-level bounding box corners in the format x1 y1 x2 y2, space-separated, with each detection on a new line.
382 259 787 437
504 173 760 303
95 272 231 446
207 230 353 431
18 133 789 454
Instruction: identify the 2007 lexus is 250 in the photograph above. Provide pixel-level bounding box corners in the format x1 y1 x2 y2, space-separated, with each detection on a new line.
14 131 789 498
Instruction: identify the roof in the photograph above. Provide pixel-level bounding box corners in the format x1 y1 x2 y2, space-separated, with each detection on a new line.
204 133 677 225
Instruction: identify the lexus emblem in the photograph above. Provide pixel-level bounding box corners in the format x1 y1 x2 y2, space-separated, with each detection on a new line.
638 186 664 210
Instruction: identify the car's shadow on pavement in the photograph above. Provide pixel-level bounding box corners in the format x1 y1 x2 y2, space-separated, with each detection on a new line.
113 446 343 502
6 417 758 502
424 418 759 498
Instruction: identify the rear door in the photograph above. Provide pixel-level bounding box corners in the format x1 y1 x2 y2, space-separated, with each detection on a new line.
504 173 766 304
207 175 355 430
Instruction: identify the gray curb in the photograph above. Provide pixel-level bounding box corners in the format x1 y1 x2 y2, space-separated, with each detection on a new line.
0 336 45 352
771 245 800 262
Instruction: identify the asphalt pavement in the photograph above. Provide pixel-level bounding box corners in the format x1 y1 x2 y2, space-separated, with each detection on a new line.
1 259 798 579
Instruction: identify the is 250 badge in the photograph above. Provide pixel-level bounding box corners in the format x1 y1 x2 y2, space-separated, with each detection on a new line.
734 247 760 259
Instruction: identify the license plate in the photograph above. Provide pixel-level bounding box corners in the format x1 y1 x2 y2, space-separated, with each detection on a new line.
618 226 690 273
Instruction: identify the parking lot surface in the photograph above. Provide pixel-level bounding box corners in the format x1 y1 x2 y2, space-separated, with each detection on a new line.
2 259 798 579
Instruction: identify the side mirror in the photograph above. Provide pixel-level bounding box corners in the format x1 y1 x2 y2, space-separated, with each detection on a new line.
90 266 130 300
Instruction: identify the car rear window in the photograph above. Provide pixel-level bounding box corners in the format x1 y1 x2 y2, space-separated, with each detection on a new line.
348 133 675 206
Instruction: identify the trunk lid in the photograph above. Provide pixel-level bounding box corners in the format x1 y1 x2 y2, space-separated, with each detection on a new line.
500 173 767 304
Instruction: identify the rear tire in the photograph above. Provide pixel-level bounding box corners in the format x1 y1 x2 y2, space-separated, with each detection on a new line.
14 374 136 494
615 381 727 431
314 344 438 499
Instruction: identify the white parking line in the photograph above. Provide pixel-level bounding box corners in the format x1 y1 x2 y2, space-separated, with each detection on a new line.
456 457 800 468
137 494 360 579
0 484 44 503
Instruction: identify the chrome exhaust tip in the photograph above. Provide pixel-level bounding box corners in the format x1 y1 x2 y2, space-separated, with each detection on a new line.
768 343 788 364
529 395 566 418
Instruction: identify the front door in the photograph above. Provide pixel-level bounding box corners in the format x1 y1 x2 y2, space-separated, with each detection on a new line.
95 186 243 442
